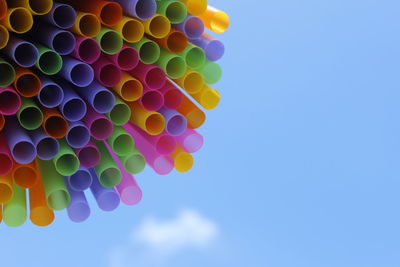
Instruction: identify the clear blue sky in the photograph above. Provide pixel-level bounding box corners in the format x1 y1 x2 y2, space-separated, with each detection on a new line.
2 0 400 266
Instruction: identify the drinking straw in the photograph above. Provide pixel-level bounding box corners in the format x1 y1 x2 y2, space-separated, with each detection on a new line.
42 108 69 139
158 107 187 136
173 15 204 39
170 145 194 172
29 128 60 160
66 182 91 222
13 67 41 97
96 28 123 55
112 0 156 21
4 118 37 164
141 14 171 39
73 35 101 64
132 126 177 155
66 121 90 149
190 84 220 110
198 5 229 33
0 114 4 131
0 173 13 203
129 62 166 90
91 57 122 87
66 167 92 191
82 107 114 140
157 0 187 24
94 141 122 188
43 3 76 29
173 69 204 94
53 139 80 176
29 165 55 227
0 0 6 20
176 95 206 129
178 44 205 69
198 60 222 84
152 29 187 54
71 12 101 38
3 183 26 227
60 56 94 87
140 90 164 111
76 81 116 114
119 147 146 174
107 126 135 157
106 44 139 71
106 96 131 126
3 36 38 67
9 0 53 15
190 33 224 61
124 123 174 175
109 16 144 43
128 102 165 135
0 205 2 223
159 81 184 109
128 37 160 64
156 49 186 79
0 57 15 87
57 80 87 122
33 24 76 55
179 0 207 16
175 128 203 153
0 7 33 34
35 44 63 75
0 87 21 115
37 159 70 210
0 24 9 49
0 134 13 176
111 72 143 102
16 98 43 130
89 168 120 211
37 76 64 108
74 140 100 168
12 162 39 188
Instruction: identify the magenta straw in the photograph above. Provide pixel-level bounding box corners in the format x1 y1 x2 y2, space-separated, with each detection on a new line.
133 127 176 155
190 33 225 61
0 87 21 115
129 62 166 90
57 80 87 122
159 82 184 109
140 90 164 111
89 168 120 211
0 133 14 176
175 128 203 153
29 128 60 160
124 123 174 175
73 36 101 64
3 36 38 67
59 56 94 87
74 140 100 168
106 44 139 71
66 121 90 149
37 75 64 108
158 107 187 136
173 15 204 39
75 81 115 114
66 180 91 223
67 167 93 191
43 3 77 29
82 107 114 140
3 117 36 164
91 57 122 87
112 0 156 20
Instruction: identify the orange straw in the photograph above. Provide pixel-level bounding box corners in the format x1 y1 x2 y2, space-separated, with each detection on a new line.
0 0 7 21
177 96 206 129
12 162 39 188
42 108 69 139
0 173 13 204
13 67 41 97
151 29 187 53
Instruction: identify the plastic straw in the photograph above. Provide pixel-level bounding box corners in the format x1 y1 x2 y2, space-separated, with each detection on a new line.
157 0 187 24
13 67 41 97
173 15 204 39
73 35 101 64
190 84 220 110
57 80 87 122
156 49 186 79
152 29 187 53
140 90 164 111
107 126 135 157
66 0 122 26
74 140 100 168
111 71 143 102
42 108 69 139
109 16 144 43
159 81 184 109
92 57 122 87
29 128 60 160
0 57 15 87
173 69 204 94
170 145 194 172
132 127 177 155
37 76 64 108
178 44 205 69
33 23 76 55
198 5 229 33
66 121 90 149
16 98 43 130
0 133 14 176
76 81 115 114
94 141 122 188
9 0 53 15
35 44 63 75
3 182 26 227
179 0 207 16
0 24 9 49
0 0 6 20
119 148 146 174
128 102 165 135
176 95 206 129
0 87 21 115
0 173 13 203
3 36 38 67
60 56 94 87
190 33 224 61
71 12 101 38
158 107 187 136
96 28 123 55
198 60 222 84
89 168 120 211
106 44 139 71
66 181 91 222
43 3 77 29
106 96 131 126
53 139 80 176
12 162 39 189
82 107 114 140
0 7 33 34
142 14 171 39
66 167 92 191
112 0 156 20
175 128 203 153
129 62 166 90
128 37 160 64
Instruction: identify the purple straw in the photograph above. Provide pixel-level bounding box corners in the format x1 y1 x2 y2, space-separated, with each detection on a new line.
74 140 100 168
29 128 60 160
66 180 91 223
59 56 94 87
66 121 90 148
89 168 120 211
42 3 77 29
111 0 156 20
67 167 93 191
3 36 38 67
190 33 225 61
73 35 101 64
158 107 187 136
75 81 115 114
57 80 87 122
173 15 204 39
34 23 76 55
82 107 114 140
36 75 64 108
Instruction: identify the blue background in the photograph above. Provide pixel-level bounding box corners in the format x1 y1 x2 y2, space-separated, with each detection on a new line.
2 0 400 266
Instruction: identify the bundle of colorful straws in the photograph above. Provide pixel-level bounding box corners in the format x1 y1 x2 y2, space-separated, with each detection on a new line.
0 0 229 226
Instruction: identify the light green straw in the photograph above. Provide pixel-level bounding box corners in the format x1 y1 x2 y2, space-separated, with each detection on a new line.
95 141 122 188
119 148 146 174
157 0 187 24
107 126 135 157
0 57 15 87
96 28 123 55
3 183 27 227
38 159 71 210
198 60 222 84
156 49 186 79
106 96 131 126
35 44 63 75
17 98 43 130
179 44 206 70
128 37 160 64
53 139 80 176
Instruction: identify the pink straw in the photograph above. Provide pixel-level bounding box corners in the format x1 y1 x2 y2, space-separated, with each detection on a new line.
0 133 13 175
73 35 101 64
128 62 166 90
91 56 122 87
140 90 164 111
74 140 100 168
0 87 21 115
82 107 114 140
106 44 139 71
159 81 184 109
175 128 204 153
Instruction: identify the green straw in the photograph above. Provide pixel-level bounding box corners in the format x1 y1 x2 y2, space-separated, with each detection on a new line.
53 139 80 176
198 60 222 84
35 44 63 75
38 159 71 210
96 28 123 55
157 0 187 24
179 44 206 70
119 148 146 174
0 57 15 87
107 126 135 157
156 49 186 79
95 141 122 188
17 98 43 130
3 183 26 227
128 37 160 64
106 96 131 126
